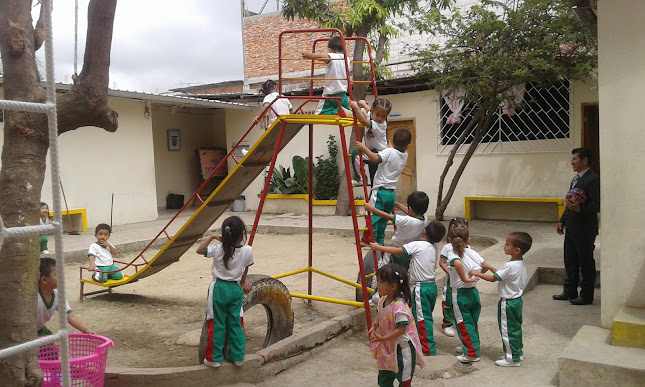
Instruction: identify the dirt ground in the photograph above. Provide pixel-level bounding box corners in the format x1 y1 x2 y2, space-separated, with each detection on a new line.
50 233 490 369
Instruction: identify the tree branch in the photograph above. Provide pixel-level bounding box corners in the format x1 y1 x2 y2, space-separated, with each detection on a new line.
374 31 387 65
33 2 45 51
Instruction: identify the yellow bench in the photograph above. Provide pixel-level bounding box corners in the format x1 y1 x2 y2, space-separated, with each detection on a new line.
49 208 87 232
464 197 564 221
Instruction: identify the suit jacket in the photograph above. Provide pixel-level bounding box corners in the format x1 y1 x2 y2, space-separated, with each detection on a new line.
559 169 600 237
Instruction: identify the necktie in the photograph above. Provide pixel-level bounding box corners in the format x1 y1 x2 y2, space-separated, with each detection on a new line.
571 174 580 189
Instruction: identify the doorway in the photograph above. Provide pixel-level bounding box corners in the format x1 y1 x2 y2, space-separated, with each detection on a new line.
386 120 417 203
581 103 600 175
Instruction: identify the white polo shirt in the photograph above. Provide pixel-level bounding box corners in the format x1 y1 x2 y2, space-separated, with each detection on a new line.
402 241 438 283
372 147 408 190
494 260 527 299
263 92 292 126
323 52 348 96
449 247 485 289
205 244 254 284
364 114 388 152
36 289 71 330
391 214 428 247
88 242 115 267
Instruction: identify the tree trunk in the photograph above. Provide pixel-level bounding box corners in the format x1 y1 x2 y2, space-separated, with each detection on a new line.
0 1 117 385
335 25 370 215
435 112 494 220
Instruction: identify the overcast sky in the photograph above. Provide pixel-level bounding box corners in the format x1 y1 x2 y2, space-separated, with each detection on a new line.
40 0 281 93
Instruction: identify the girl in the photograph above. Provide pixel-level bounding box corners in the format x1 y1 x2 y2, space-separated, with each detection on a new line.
39 202 52 256
438 217 469 338
349 98 392 186
196 216 253 368
253 79 292 130
369 263 425 387
447 222 489 363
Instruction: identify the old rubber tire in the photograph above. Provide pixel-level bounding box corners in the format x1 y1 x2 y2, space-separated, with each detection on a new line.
198 274 294 363
355 250 381 302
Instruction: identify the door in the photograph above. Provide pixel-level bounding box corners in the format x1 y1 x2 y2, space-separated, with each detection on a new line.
581 104 600 175
387 120 417 203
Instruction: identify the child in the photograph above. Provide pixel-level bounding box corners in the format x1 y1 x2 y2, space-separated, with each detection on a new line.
371 221 447 356
301 35 349 115
253 79 292 130
196 216 253 368
369 264 425 386
364 191 429 271
87 223 123 283
357 128 412 246
349 98 392 186
438 217 469 338
38 258 93 336
39 202 52 256
469 232 532 367
447 222 488 363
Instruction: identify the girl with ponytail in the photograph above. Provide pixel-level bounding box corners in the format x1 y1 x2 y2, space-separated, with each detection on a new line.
196 216 252 368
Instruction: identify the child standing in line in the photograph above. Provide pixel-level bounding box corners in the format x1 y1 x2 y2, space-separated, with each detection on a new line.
371 221 446 356
349 98 392 186
39 202 52 256
448 223 489 363
369 264 425 387
356 128 412 246
438 217 469 338
87 224 123 283
196 216 253 368
302 35 350 115
470 232 532 367
38 258 93 336
253 79 293 130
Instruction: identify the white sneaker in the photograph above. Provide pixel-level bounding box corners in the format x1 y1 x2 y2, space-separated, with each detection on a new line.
203 359 221 368
351 179 363 186
457 354 480 363
443 327 456 337
495 358 521 367
498 355 523 361
234 361 244 367
455 345 463 354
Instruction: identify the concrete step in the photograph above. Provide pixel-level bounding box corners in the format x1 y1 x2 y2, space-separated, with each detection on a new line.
612 306 645 349
559 325 645 386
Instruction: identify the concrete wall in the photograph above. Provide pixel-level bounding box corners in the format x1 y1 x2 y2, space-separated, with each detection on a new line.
598 1 645 327
151 106 226 206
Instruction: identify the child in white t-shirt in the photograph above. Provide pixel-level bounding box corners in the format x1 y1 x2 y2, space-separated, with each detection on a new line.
349 98 392 186
438 217 469 338
470 232 532 367
87 223 123 283
196 216 253 368
38 258 93 336
253 79 292 130
302 36 349 115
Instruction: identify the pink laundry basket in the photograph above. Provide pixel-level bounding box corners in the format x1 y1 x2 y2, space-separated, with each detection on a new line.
38 334 114 387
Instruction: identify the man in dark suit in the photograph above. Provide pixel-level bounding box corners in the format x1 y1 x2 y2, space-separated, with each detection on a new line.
553 148 600 305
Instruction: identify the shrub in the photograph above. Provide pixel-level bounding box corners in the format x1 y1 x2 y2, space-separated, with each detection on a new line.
314 135 340 200
271 156 308 194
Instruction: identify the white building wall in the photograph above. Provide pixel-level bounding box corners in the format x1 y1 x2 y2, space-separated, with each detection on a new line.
597 0 645 327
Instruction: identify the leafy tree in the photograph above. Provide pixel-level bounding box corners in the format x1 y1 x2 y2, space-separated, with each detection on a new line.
282 0 452 215
407 0 597 220
0 1 118 384
314 135 340 200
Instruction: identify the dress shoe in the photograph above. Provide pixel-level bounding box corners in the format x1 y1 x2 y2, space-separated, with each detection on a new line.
553 293 577 301
569 297 593 305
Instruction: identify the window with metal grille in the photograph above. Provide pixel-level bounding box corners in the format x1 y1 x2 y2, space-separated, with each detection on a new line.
437 81 571 154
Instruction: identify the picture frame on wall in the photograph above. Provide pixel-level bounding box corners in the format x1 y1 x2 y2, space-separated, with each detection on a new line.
167 129 181 152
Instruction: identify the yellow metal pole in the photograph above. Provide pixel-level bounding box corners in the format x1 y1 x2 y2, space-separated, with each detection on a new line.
310 268 374 293
273 267 312 279
289 292 365 308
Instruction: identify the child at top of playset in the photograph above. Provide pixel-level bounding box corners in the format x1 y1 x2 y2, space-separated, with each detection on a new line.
356 127 412 247
87 223 123 283
38 257 93 336
253 79 293 130
371 221 447 357
349 98 392 187
469 231 532 367
301 35 350 116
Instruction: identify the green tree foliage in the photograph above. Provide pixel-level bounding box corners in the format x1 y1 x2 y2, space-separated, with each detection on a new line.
407 0 597 220
314 135 341 200
271 156 309 194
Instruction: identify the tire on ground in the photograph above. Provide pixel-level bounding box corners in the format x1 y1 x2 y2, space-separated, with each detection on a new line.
355 250 381 302
199 274 294 363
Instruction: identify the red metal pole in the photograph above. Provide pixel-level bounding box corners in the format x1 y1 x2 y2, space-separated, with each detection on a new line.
249 121 287 246
308 123 314 305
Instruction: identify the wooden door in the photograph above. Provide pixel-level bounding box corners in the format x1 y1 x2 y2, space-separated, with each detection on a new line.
581 103 600 175
387 120 417 203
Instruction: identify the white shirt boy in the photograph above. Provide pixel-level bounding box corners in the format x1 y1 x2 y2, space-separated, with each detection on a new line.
263 91 292 126
372 147 408 190
363 113 388 152
402 241 438 283
448 247 485 289
36 289 71 330
494 260 527 299
323 52 348 96
88 242 116 267
205 244 254 284
391 214 428 247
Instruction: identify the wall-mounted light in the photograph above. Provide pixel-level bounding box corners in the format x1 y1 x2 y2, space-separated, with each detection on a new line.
144 101 151 119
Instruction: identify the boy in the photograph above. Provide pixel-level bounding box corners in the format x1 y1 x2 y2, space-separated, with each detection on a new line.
469 232 532 367
88 223 123 283
38 258 92 336
356 128 411 246
301 35 349 115
364 191 429 271
371 221 447 356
